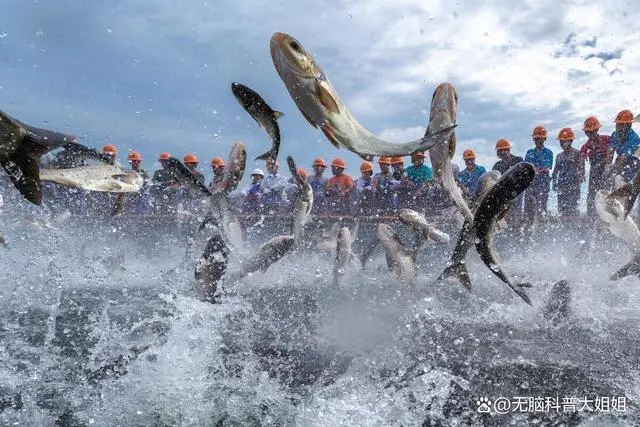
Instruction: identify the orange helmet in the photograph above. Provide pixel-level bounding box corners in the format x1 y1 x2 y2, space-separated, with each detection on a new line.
210 157 225 167
378 156 393 165
615 109 634 124
462 149 476 160
331 158 346 168
495 138 512 150
390 156 405 165
583 116 601 132
127 151 142 161
312 158 327 168
531 125 548 138
183 153 198 164
360 161 373 173
557 127 575 141
411 151 425 158
298 168 308 180
158 152 171 161
102 144 118 155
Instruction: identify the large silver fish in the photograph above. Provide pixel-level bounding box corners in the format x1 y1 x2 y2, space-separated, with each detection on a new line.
427 82 474 222
0 109 87 204
269 32 456 160
438 170 502 290
40 164 144 192
595 176 640 254
473 162 535 305
235 235 295 279
231 82 284 161
377 223 417 284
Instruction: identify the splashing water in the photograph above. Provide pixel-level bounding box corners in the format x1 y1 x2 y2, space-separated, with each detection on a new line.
0 193 639 426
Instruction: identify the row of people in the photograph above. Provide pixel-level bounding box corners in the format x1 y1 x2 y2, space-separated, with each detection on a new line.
38 108 639 220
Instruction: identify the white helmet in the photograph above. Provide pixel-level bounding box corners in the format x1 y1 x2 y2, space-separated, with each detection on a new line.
251 168 264 177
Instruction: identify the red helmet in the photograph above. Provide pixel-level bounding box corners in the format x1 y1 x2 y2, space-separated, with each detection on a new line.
183 153 198 164
495 138 512 150
210 157 225 167
582 116 601 132
127 151 142 161
158 152 171 161
331 158 346 168
531 125 548 138
102 144 118 155
615 109 634 124
312 158 327 167
557 127 575 141
360 161 373 173
462 149 476 160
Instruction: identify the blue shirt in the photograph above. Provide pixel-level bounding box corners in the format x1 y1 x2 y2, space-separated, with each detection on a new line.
404 165 433 185
525 147 553 172
610 129 640 157
457 165 486 194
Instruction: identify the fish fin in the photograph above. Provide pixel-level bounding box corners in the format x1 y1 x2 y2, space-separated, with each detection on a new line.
608 184 637 219
315 83 340 114
448 132 457 160
510 284 532 306
255 148 278 162
62 142 113 164
418 124 457 153
297 106 318 128
357 152 374 162
321 123 341 149
273 111 284 120
2 150 41 205
438 262 472 291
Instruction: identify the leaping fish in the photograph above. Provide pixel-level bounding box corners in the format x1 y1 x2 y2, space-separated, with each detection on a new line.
427 82 474 222
473 162 535 305
269 32 456 160
231 82 284 161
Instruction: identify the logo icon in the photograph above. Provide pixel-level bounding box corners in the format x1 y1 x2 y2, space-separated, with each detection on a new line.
476 397 492 413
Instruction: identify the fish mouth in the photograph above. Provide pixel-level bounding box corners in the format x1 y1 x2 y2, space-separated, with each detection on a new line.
270 32 317 78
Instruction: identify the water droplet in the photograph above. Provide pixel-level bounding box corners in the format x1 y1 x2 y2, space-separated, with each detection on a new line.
106 27 112 33
36 30 44 38
212 109 217 115
0 32 7 38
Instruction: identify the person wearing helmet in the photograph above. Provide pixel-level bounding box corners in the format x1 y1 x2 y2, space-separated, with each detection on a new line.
102 144 118 165
579 116 611 217
325 158 354 214
309 158 329 214
524 125 554 217
152 152 179 187
492 138 523 174
372 157 395 214
552 128 582 217
456 149 486 197
261 158 288 214
183 154 205 186
354 161 376 215
128 151 149 180
242 168 265 213
607 109 640 181
209 157 226 192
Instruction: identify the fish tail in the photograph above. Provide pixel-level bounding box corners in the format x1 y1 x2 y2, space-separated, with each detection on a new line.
417 124 457 152
255 147 278 161
438 262 472 291
510 284 532 306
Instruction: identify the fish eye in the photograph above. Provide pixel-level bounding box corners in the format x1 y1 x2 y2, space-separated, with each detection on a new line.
290 41 301 52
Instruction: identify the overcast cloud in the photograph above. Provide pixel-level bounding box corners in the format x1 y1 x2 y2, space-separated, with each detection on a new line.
1 0 639 183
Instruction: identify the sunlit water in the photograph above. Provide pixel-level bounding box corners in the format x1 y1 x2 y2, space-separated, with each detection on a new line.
1 187 639 426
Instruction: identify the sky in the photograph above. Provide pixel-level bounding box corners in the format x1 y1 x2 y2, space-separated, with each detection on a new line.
1 0 640 185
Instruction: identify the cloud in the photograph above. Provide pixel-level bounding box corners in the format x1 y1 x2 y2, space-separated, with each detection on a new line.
2 0 640 186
